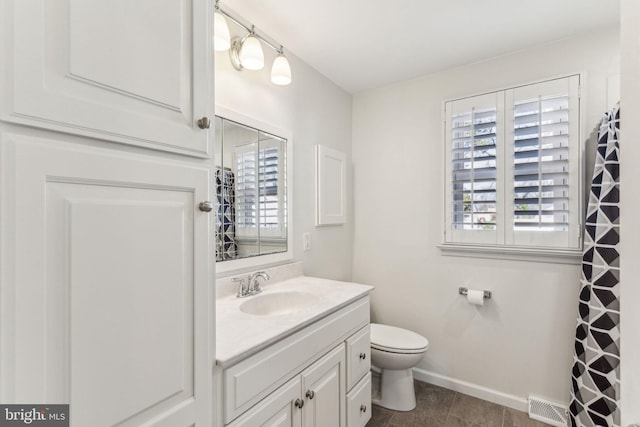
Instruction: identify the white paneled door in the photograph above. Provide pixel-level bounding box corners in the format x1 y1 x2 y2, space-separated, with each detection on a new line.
0 0 211 157
0 135 213 426
301 345 345 427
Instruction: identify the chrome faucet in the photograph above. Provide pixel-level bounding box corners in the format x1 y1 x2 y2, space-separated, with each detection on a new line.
234 271 271 298
248 271 270 295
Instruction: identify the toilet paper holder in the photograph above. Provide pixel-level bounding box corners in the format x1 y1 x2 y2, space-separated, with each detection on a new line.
458 287 492 299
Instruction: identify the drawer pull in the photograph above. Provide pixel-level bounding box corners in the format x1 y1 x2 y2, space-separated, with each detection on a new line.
305 390 315 400
359 352 366 360
295 399 304 409
360 404 367 413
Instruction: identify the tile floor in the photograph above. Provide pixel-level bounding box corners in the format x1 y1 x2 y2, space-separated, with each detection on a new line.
366 381 554 427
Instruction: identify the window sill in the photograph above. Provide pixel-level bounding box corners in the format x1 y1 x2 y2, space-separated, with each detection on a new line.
438 243 582 265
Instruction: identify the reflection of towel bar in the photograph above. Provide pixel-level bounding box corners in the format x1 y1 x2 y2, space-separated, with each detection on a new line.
458 287 492 299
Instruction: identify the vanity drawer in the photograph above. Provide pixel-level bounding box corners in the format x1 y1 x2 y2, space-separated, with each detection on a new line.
347 372 371 427
224 296 369 424
346 325 370 389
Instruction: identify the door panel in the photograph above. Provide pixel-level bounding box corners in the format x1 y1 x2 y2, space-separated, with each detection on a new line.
301 345 346 427
1 0 212 157
0 134 213 426
68 0 184 108
50 185 194 426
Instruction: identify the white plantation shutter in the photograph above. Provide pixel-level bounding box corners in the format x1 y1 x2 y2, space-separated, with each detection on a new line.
257 134 286 237
506 76 581 248
512 95 570 231
236 147 257 230
451 108 498 229
444 75 581 252
445 92 503 245
235 133 286 239
260 145 279 226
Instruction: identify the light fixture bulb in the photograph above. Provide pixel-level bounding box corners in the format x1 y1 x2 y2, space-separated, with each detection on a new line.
239 34 264 70
213 11 231 51
271 53 292 85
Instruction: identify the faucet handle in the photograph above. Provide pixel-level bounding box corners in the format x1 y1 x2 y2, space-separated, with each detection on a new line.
233 277 247 297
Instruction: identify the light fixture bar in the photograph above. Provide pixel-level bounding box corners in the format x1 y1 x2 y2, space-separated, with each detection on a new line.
216 5 282 54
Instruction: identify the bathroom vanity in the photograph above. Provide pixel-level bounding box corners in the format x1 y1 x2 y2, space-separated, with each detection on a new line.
216 267 373 427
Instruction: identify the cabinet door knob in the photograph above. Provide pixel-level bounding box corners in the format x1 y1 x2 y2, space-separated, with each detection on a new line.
360 404 367 413
294 398 304 409
359 352 366 360
198 201 214 212
305 390 315 400
197 117 211 129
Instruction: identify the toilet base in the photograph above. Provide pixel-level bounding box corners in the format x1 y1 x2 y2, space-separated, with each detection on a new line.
371 368 416 412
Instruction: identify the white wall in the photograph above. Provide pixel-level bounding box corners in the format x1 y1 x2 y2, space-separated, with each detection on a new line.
215 37 354 281
619 0 640 423
352 27 620 408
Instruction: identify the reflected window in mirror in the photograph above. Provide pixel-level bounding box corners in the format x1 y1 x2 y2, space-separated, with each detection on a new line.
214 113 290 271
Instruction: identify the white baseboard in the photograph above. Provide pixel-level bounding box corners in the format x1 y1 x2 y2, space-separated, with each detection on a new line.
412 367 529 412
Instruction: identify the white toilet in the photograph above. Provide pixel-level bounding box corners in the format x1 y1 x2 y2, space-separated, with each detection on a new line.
370 323 429 411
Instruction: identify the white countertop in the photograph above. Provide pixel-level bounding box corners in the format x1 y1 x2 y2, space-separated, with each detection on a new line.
216 274 373 367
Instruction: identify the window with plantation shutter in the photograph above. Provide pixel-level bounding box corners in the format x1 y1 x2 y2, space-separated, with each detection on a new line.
512 94 570 231
451 107 498 230
259 144 282 230
235 133 286 239
446 92 503 245
443 75 582 258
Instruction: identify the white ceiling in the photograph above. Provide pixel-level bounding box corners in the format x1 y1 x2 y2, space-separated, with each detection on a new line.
221 0 620 94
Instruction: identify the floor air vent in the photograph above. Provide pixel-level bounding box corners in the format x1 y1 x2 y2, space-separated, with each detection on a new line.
528 396 568 427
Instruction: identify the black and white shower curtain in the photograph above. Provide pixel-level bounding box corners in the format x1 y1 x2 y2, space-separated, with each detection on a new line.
215 167 238 261
570 104 620 427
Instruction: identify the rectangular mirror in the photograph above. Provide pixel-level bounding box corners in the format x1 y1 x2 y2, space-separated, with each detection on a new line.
214 109 292 272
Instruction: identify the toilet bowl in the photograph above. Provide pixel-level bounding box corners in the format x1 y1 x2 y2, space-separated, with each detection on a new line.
370 323 429 411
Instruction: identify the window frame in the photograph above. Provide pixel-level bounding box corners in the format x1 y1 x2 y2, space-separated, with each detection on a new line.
440 74 584 264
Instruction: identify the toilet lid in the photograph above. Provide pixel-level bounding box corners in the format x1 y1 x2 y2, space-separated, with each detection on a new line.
370 323 429 354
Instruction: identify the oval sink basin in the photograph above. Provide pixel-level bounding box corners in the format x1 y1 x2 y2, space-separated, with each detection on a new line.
239 291 320 316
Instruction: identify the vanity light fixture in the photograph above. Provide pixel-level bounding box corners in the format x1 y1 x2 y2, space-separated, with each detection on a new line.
271 48 292 86
235 29 264 71
215 1 292 85
213 7 231 51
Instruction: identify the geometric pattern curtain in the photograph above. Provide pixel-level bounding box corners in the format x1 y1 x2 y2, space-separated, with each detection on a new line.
215 167 238 261
569 103 620 427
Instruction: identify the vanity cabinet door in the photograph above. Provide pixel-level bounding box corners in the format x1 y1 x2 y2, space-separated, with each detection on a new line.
301 345 346 427
0 134 213 426
346 325 371 389
227 377 302 427
0 0 212 157
346 373 372 427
